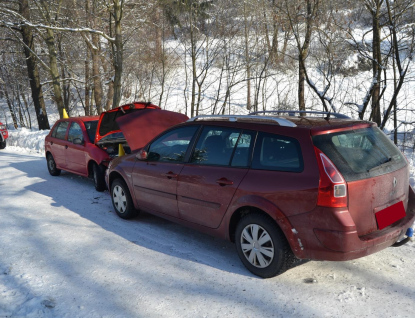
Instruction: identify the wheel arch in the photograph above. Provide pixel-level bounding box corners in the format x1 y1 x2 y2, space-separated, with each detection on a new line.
87 159 99 177
228 204 303 258
108 170 139 211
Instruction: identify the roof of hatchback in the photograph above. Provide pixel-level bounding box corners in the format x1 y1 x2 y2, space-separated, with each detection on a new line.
58 115 99 122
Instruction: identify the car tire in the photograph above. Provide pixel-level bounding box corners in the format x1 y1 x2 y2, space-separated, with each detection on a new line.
47 153 61 176
92 163 107 192
0 140 6 149
235 213 295 278
111 179 138 219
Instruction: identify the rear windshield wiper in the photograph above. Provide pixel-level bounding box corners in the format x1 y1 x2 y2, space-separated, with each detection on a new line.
367 157 392 172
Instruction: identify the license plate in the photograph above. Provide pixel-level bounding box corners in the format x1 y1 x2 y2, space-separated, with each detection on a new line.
375 201 406 230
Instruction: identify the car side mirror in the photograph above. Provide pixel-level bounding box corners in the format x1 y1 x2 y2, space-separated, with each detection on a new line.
136 149 148 160
73 138 84 145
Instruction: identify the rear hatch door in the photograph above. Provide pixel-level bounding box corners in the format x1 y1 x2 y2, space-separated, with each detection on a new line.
115 109 189 151
95 102 160 144
313 125 408 236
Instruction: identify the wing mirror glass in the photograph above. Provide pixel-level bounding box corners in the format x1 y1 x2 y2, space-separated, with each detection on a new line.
136 149 148 160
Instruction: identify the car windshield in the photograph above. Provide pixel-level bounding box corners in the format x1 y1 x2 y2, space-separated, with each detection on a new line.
84 120 98 143
312 126 406 181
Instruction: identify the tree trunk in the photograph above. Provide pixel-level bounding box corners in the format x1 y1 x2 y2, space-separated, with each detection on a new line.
2 84 18 128
84 54 91 116
297 0 315 112
155 6 162 58
58 37 71 114
190 11 197 117
45 28 65 118
18 0 50 129
92 33 103 114
112 0 123 109
370 2 382 126
298 57 306 111
99 52 114 111
244 2 251 111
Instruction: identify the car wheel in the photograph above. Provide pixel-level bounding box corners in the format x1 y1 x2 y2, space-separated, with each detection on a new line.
92 163 107 192
235 213 295 278
111 179 138 219
47 153 61 176
0 140 6 149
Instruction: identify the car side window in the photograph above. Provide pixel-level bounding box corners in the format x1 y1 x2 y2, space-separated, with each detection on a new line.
147 126 198 163
52 121 69 140
231 131 256 167
68 122 83 143
191 126 253 167
252 132 303 172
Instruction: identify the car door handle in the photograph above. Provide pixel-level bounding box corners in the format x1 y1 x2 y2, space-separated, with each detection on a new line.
163 171 178 179
216 178 234 186
50 141 53 145
65 145 68 149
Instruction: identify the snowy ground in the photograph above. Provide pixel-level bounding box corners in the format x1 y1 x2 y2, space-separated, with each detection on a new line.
1 133 415 317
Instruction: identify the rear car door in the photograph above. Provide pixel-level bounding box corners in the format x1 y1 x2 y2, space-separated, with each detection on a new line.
132 125 199 217
177 126 255 228
48 121 70 169
65 121 88 175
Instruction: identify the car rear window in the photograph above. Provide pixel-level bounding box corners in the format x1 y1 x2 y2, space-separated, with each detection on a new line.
312 126 406 182
251 132 303 172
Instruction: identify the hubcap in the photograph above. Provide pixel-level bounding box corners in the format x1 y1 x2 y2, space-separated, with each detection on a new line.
48 158 55 170
240 224 274 268
112 185 127 213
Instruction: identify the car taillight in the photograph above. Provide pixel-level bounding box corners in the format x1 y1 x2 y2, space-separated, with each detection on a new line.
314 147 347 208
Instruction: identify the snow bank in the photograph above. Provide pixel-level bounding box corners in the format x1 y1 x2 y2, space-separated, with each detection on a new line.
7 128 49 156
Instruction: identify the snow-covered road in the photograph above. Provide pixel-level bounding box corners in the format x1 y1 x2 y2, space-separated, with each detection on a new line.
1 148 414 317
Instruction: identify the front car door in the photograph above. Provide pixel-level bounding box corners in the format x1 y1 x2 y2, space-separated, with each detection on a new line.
177 126 255 228
132 125 199 217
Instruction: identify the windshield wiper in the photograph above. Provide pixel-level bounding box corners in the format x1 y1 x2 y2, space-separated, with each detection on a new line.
367 157 392 172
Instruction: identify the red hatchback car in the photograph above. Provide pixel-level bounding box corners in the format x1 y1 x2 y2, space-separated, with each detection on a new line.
106 111 415 278
0 121 8 149
45 102 188 191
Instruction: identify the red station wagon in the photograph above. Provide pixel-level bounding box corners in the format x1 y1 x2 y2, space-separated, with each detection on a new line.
0 122 8 149
106 111 415 278
45 102 188 191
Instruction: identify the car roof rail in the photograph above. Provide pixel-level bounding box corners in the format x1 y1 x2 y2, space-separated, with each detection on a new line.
249 110 351 119
187 115 297 127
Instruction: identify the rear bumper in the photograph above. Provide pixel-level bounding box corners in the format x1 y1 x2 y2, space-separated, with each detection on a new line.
287 186 415 261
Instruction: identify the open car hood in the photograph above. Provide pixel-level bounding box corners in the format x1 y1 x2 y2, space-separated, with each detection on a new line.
95 102 160 144
115 109 189 152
